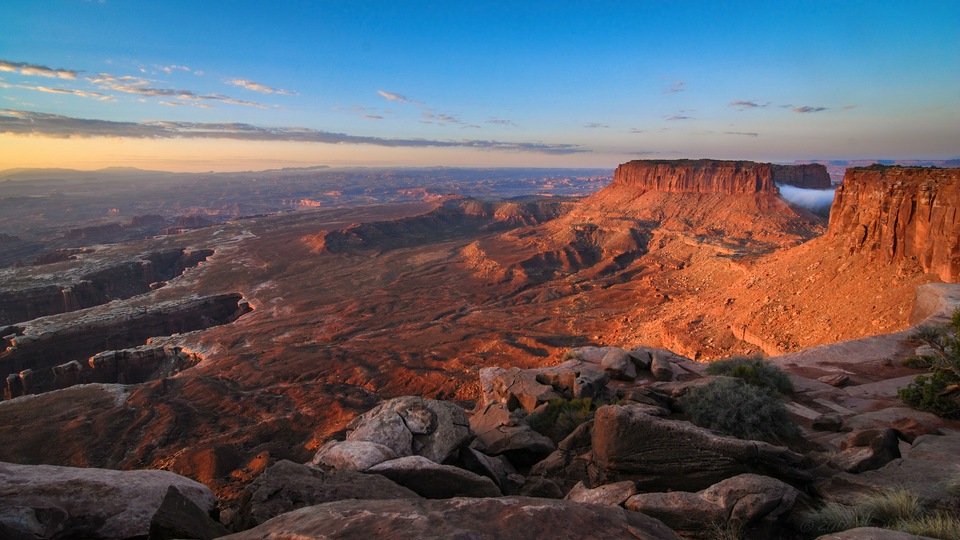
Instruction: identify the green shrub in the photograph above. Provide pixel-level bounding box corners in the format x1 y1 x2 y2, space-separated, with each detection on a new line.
899 309 960 419
805 501 873 533
898 370 960 419
705 355 794 394
859 489 923 524
526 398 594 443
680 377 799 442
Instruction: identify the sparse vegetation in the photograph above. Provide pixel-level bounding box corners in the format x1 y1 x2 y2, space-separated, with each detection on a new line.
526 398 594 443
680 377 799 442
945 471 960 498
705 355 794 394
898 309 960 418
706 519 745 540
805 489 960 539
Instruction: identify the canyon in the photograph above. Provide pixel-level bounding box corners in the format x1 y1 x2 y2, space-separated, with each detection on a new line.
0 160 957 537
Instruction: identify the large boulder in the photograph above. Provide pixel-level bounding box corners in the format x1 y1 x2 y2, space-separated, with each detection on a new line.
0 461 216 540
235 459 418 529
310 440 398 471
626 473 799 538
367 455 502 498
480 367 561 412
816 528 936 539
469 402 555 466
342 396 471 463
591 405 812 491
601 348 637 381
564 480 637 506
148 486 230 540
832 429 901 473
221 496 682 540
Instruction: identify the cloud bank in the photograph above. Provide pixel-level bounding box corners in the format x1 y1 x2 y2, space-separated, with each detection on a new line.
0 59 78 79
0 109 586 154
777 183 836 213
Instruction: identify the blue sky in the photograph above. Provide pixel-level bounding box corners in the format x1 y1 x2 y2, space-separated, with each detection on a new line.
0 1 957 171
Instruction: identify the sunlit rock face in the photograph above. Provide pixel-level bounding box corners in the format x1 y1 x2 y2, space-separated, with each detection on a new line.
828 166 960 281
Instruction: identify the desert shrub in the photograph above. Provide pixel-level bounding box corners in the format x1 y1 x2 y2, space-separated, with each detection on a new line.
705 355 794 394
899 310 960 418
706 519 745 540
526 398 594 443
901 355 933 369
680 377 799 442
805 489 960 538
560 350 581 362
898 370 960 419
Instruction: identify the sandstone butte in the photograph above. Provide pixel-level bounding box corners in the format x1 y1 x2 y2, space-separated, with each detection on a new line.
0 160 958 535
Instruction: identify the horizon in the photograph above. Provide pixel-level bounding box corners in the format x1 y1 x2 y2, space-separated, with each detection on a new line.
1 1 958 172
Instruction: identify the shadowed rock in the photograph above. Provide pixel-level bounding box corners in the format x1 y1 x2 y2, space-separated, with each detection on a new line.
366 455 502 498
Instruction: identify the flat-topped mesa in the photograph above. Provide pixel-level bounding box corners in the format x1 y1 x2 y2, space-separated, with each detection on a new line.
828 165 960 281
612 159 830 195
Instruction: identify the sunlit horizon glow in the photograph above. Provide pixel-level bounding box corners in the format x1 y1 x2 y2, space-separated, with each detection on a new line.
1 1 958 173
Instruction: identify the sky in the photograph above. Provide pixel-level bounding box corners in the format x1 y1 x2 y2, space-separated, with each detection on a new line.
0 1 958 172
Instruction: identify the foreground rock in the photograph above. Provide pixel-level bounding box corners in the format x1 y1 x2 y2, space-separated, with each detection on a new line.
222 496 681 540
590 405 813 491
235 459 419 529
0 461 216 539
367 455 502 498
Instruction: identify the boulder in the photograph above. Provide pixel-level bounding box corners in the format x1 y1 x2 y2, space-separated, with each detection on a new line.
535 360 610 400
626 474 799 538
518 477 564 499
833 429 900 473
528 420 595 492
890 417 941 443
601 348 637 381
367 456 502 498
629 348 653 370
458 446 512 493
650 352 674 381
0 462 216 540
591 405 811 491
148 486 229 540
235 460 418 529
310 439 398 471
564 480 637 506
812 413 844 432
816 527 936 539
480 367 561 412
817 374 851 387
221 497 682 540
345 396 472 463
469 403 555 466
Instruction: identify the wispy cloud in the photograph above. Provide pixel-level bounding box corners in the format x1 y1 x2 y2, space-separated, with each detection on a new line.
361 114 384 120
227 79 298 95
377 90 416 104
584 122 609 128
0 109 588 154
665 114 691 121
793 106 828 113
724 131 759 137
0 59 79 79
627 128 645 134
729 100 769 110
157 64 190 74
89 73 270 108
486 117 517 127
16 84 116 102
663 81 685 94
842 104 857 110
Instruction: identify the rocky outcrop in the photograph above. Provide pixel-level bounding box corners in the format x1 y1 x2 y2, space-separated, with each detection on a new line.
366 455 503 498
771 164 833 189
1 293 250 399
0 461 217 539
222 496 681 540
827 165 960 281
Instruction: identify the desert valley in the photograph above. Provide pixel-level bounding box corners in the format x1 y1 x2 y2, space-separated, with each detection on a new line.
0 158 959 539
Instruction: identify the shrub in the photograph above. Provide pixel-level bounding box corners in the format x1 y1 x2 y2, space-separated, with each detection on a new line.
705 355 794 394
680 377 799 442
899 309 960 419
859 489 923 524
526 398 594 443
892 511 960 539
804 501 873 533
805 489 960 538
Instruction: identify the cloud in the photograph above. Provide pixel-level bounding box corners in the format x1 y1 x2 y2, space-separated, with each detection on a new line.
89 73 270 108
793 106 828 113
377 90 416 104
842 104 857 110
777 183 836 213
729 100 769 111
723 131 759 137
486 117 517 127
0 108 588 154
584 122 609 128
361 114 384 120
664 81 685 94
627 128 645 134
227 79 298 95
0 59 79 79
13 84 116 101
665 114 691 121
157 64 190 74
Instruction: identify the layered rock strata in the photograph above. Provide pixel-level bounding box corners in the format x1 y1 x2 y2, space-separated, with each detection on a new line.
611 159 830 195
827 165 960 281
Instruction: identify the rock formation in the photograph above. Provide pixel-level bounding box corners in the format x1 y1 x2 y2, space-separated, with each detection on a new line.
771 163 833 189
828 165 960 281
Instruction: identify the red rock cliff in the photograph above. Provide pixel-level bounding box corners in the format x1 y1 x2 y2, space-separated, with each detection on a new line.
770 164 832 189
828 166 960 282
613 160 777 194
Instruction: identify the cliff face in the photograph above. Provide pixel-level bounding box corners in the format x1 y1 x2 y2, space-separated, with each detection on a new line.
828 166 960 282
770 164 832 189
613 160 778 195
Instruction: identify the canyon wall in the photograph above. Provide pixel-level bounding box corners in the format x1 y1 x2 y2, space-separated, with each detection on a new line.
827 166 960 282
770 164 833 189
